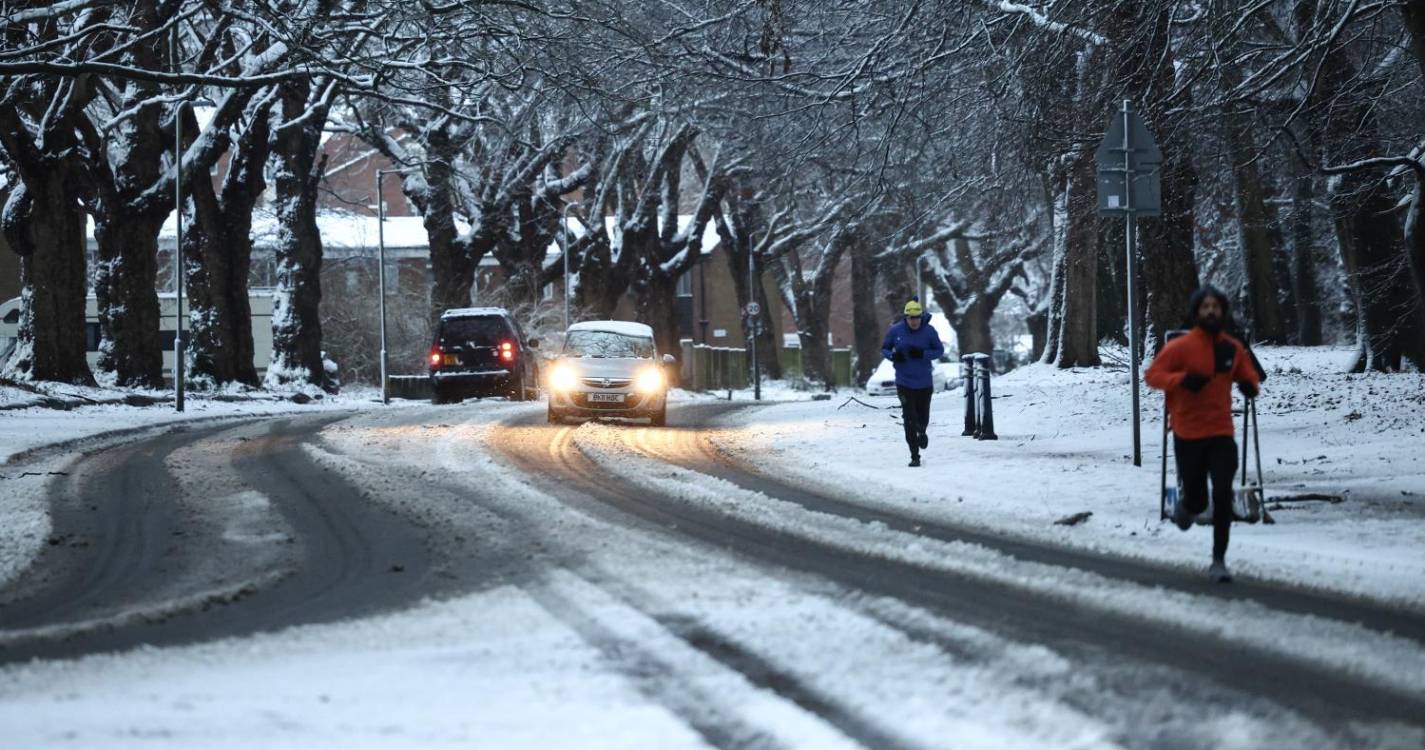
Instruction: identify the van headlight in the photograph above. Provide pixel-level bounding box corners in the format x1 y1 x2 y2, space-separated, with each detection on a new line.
550 365 579 392
636 367 665 394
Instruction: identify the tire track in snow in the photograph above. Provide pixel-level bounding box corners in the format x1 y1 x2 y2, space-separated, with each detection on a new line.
527 573 805 750
485 409 1425 733
681 402 1425 642
0 414 437 663
567 565 924 750
409 414 901 749
487 419 1123 748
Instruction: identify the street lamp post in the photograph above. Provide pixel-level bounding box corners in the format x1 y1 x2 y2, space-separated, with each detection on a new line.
174 101 188 412
375 169 397 405
748 249 761 401
561 202 572 330
698 249 709 345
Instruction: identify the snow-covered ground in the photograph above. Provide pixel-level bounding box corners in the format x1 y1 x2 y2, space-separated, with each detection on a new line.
710 346 1425 608
3 350 1424 749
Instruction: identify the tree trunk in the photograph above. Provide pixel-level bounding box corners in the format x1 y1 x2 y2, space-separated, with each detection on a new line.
1 179 93 384
1137 144 1200 350
1404 0 1425 79
1405 178 1425 340
1308 35 1425 370
752 268 782 380
573 235 628 319
635 273 681 377
265 82 332 391
184 115 267 388
421 143 478 319
1025 307 1048 362
1097 221 1127 346
91 211 167 387
85 3 170 388
1329 177 1421 371
1040 176 1069 364
1056 150 1101 367
1289 156 1324 345
954 301 994 358
797 319 833 387
851 245 882 385
724 242 782 379
878 258 915 321
1224 105 1289 343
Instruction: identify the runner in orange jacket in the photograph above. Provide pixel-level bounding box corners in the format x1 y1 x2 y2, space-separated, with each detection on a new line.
1145 286 1261 582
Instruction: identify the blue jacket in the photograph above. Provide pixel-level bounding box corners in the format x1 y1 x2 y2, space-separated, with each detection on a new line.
881 314 945 389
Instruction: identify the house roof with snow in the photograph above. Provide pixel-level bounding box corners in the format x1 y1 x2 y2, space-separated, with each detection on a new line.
86 211 721 264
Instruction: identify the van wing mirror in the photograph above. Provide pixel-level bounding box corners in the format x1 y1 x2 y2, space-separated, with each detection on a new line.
662 353 676 366
527 337 540 349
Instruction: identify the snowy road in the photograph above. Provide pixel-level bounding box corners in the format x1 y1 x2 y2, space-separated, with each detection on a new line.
2 401 1423 748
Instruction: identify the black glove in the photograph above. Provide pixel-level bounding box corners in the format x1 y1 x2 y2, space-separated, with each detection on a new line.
1238 381 1258 399
1214 340 1236 373
890 350 906 364
1182 372 1209 392
907 345 924 359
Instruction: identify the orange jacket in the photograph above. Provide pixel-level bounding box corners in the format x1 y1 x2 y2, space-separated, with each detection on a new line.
1145 327 1261 440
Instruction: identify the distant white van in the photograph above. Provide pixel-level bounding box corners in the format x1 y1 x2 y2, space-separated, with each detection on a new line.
0 291 275 380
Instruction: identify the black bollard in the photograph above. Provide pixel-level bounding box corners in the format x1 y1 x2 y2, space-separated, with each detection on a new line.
961 354 978 436
973 353 998 440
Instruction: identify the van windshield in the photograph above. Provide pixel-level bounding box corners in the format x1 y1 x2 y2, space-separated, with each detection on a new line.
563 330 655 359
439 316 510 346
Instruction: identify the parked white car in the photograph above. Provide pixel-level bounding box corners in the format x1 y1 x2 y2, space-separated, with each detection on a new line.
863 355 960 396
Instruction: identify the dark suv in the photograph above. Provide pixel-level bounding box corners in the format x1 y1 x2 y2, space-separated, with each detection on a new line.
428 307 540 403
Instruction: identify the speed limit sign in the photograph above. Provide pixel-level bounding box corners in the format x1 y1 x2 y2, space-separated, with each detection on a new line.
745 302 761 316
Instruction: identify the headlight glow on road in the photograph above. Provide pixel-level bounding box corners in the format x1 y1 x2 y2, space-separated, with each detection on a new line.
636 367 664 393
550 365 579 392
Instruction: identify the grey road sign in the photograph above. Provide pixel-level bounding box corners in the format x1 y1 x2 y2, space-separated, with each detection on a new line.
1096 107 1163 217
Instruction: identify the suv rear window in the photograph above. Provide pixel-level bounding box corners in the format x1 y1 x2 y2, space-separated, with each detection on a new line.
439 316 511 345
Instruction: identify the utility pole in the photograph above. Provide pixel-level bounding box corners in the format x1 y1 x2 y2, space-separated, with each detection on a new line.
1122 99 1141 467
1095 99 1163 467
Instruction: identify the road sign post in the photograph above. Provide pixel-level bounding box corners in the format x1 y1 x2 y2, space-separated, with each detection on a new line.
746 299 761 401
1096 99 1163 467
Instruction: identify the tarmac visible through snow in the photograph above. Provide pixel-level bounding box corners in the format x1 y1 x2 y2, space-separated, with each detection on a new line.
0 394 1422 749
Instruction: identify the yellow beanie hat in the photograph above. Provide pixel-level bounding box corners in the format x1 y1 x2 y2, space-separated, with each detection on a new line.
903 298 924 317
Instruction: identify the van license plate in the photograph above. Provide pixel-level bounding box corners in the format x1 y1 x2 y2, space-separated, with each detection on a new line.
588 393 625 404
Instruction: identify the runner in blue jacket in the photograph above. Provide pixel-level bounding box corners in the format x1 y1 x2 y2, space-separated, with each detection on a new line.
881 298 945 466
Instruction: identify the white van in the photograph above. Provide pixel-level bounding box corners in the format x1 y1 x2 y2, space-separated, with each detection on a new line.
0 291 275 381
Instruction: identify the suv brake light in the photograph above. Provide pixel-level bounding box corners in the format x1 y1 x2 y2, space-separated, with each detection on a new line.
500 340 515 362
430 347 442 367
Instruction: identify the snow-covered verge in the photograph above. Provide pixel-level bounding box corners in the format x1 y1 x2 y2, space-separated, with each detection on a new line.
711 346 1425 608
0 386 392 591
